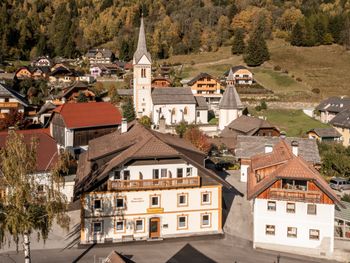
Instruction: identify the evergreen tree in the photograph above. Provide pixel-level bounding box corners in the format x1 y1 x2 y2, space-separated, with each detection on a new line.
304 19 317 46
77 91 88 103
244 22 270 67
329 15 345 44
122 98 135 122
291 22 304 46
231 28 245 55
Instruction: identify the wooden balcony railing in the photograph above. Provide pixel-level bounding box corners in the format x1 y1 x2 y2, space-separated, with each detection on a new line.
107 177 200 191
0 102 19 108
269 188 322 203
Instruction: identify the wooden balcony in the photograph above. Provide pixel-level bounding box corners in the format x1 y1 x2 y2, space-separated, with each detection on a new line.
0 102 19 108
107 177 200 191
269 188 321 203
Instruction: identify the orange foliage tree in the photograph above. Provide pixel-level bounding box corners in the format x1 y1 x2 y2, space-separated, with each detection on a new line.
184 127 211 153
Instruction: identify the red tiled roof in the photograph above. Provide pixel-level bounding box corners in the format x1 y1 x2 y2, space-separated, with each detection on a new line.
53 102 122 129
0 129 58 172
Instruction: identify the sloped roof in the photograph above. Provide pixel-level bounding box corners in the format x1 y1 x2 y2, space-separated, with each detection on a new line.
224 65 251 76
53 102 122 129
104 251 127 263
151 87 196 105
219 85 243 110
235 135 321 164
330 108 350 129
85 49 113 58
221 115 278 137
316 96 350 113
0 83 29 107
187 73 218 86
75 122 232 197
195 96 208 110
133 17 152 64
0 129 58 172
117 89 133 96
247 140 340 204
335 201 350 221
308 127 342 138
37 102 57 115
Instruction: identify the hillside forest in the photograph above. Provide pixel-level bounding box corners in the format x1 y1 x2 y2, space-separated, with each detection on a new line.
1 0 350 62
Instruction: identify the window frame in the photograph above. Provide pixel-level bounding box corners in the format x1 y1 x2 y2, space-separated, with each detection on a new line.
152 169 160 179
177 168 183 178
200 213 211 228
267 201 276 211
287 227 297 238
115 219 126 233
93 199 102 210
177 193 188 207
150 195 161 208
309 229 320 240
92 221 103 234
134 218 145 233
186 167 192 177
201 192 211 205
265 225 275 235
114 170 121 180
115 197 125 209
177 215 188 230
286 202 296 213
307 204 317 215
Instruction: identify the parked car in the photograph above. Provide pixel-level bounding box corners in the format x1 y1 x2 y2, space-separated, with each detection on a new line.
329 178 350 191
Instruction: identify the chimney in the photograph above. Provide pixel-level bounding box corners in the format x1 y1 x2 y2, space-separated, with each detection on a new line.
264 143 273 153
121 118 127 133
291 141 298 156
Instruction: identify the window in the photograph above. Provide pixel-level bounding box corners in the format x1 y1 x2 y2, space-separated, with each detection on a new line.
94 199 102 210
123 170 130 180
287 227 297 238
286 202 295 213
37 185 44 193
116 220 124 232
161 169 167 178
141 68 146 78
282 179 307 191
307 204 317 215
150 195 160 207
114 171 121 180
265 225 275 235
93 221 103 233
201 214 211 227
4 98 9 102
184 107 188 115
135 219 144 232
267 201 276 211
153 169 159 179
116 198 125 209
201 192 211 205
178 215 188 229
309 229 320 240
197 111 200 118
177 168 183 178
178 194 188 206
186 167 192 177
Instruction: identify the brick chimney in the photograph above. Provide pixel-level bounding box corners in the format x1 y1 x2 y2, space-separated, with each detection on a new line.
121 118 127 134
291 140 298 156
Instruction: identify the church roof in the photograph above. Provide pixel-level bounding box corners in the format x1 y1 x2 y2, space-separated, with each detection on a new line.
151 87 196 105
133 17 152 64
227 68 235 82
219 85 243 110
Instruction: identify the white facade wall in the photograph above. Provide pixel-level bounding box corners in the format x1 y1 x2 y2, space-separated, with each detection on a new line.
196 110 208 124
240 164 249 182
152 104 196 126
65 128 74 148
82 186 221 243
253 198 334 255
219 108 241 131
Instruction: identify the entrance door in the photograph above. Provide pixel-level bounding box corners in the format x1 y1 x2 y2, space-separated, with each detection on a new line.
149 218 160 238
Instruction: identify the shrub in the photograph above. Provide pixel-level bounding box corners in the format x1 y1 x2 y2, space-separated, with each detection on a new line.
261 100 267 110
190 60 195 65
283 69 289 74
296 77 302 82
311 88 320 94
255 105 262 111
273 65 281 71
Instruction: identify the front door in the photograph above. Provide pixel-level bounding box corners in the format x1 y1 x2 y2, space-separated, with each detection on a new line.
149 218 160 238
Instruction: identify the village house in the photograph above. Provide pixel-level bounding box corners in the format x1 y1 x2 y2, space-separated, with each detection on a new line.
307 128 342 143
235 136 321 183
0 83 29 119
54 81 96 103
133 17 209 129
247 139 340 256
75 121 231 244
15 66 32 79
85 49 114 65
329 108 350 147
49 102 122 151
151 76 172 88
225 66 254 85
0 129 75 202
316 96 350 124
187 73 222 115
90 64 120 77
31 66 50 80
49 64 79 84
31 56 53 68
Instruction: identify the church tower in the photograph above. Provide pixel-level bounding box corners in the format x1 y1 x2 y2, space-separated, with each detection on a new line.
133 16 152 118
218 68 244 130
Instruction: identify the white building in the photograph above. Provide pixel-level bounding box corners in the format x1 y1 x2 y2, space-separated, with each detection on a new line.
226 66 253 85
247 139 340 256
75 122 231 243
132 17 208 128
218 69 244 131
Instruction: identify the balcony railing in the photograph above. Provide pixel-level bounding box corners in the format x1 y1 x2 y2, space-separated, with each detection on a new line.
107 177 200 191
269 188 322 203
0 102 19 108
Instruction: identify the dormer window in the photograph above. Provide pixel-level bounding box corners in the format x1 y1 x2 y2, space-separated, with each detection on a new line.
282 179 307 191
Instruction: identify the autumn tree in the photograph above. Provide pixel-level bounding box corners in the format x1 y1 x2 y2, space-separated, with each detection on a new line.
0 109 27 131
0 131 69 263
231 28 245 55
184 127 211 153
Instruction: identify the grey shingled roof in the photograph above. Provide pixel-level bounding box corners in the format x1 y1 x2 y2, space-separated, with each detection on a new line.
117 89 133 96
219 85 243 109
335 201 350 222
187 72 217 86
330 108 350 129
195 96 208 110
309 127 342 138
227 68 235 82
151 87 196 105
316 96 350 113
85 48 113 59
0 83 29 107
235 135 321 164
133 17 152 64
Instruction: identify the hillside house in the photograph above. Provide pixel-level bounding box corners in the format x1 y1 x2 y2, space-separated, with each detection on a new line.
85 49 114 65
15 66 32 79
329 108 350 147
49 66 78 83
226 66 254 85
75 122 231 244
316 97 350 124
152 77 172 88
307 128 342 143
31 56 53 67
247 139 340 256
49 102 122 151
0 83 29 119
55 81 96 103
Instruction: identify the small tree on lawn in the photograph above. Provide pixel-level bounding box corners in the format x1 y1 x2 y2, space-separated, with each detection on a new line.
175 121 188 138
244 20 270 66
122 98 135 122
138 115 152 128
184 127 211 153
0 131 69 263
231 28 245 55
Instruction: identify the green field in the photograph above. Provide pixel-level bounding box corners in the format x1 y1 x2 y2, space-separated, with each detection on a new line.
249 109 329 137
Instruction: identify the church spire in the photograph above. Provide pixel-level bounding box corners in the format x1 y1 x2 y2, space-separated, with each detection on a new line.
133 15 152 64
226 68 235 86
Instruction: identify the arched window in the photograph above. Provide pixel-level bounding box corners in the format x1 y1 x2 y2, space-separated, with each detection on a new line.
171 108 176 115
184 107 188 115
141 68 146 78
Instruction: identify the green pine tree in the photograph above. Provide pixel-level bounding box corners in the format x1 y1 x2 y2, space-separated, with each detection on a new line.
291 22 304 46
231 28 245 55
244 22 270 67
122 98 135 122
